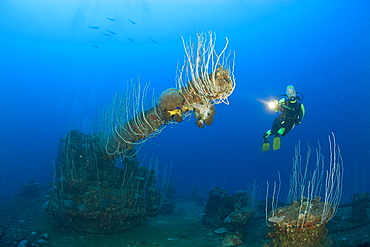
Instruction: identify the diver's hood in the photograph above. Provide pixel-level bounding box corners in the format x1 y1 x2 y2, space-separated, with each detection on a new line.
286 85 296 100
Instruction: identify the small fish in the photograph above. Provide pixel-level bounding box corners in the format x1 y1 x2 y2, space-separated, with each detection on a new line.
126 36 135 42
88 25 100 29
101 32 111 36
106 29 116 35
149 37 157 43
128 19 136 25
106 17 115 21
91 45 99 48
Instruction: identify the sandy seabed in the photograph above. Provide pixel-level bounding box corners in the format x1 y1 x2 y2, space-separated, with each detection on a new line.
0 189 369 247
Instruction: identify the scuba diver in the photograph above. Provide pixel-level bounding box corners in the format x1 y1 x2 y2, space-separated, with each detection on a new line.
262 85 305 151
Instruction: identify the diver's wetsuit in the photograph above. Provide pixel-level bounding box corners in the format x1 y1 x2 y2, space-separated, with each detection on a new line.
270 99 304 136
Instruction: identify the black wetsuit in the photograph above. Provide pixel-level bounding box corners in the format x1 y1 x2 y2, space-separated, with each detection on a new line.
270 99 304 136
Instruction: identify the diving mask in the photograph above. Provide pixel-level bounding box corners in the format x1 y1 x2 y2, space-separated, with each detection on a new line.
286 85 296 101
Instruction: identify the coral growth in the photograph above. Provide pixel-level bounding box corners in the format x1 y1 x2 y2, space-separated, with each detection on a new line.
47 130 168 234
202 189 255 233
222 234 243 246
158 88 184 112
267 197 334 247
193 103 216 128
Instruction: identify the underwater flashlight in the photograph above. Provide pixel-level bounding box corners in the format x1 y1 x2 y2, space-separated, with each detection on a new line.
268 100 278 109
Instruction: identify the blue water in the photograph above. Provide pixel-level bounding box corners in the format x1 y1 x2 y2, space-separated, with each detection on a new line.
0 0 369 204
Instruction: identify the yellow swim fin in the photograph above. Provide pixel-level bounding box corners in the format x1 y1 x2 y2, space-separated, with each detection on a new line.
262 139 270 152
273 135 281 150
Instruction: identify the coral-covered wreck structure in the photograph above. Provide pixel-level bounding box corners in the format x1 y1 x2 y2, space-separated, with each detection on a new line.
46 31 236 234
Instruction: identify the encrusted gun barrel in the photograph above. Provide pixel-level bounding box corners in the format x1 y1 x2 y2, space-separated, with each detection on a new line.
102 31 235 158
